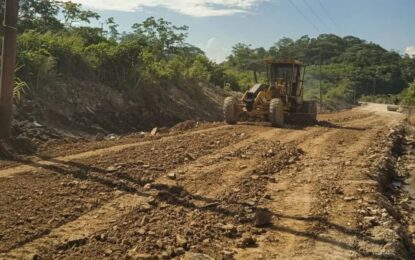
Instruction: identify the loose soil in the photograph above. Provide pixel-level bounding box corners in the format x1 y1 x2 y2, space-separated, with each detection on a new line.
1 103 414 259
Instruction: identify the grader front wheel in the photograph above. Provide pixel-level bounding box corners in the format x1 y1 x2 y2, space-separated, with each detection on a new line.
223 96 239 125
269 98 284 127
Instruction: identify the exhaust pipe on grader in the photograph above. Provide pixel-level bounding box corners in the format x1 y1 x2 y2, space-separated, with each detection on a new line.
223 59 317 127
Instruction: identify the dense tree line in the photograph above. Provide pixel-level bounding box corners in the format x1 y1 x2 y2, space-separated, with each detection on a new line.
15 0 232 95
223 34 415 107
10 0 415 107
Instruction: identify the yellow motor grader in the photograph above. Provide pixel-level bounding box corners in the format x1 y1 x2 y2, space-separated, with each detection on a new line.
223 59 317 127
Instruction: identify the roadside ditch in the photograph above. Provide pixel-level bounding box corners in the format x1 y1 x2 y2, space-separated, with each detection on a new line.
365 123 415 259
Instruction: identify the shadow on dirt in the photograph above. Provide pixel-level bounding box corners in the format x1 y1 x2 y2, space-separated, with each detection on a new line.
268 223 394 259
7 154 396 259
317 121 368 131
234 120 367 131
234 121 309 130
273 212 387 244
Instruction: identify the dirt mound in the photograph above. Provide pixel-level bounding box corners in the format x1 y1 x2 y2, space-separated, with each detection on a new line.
170 120 200 132
15 78 226 139
11 120 62 141
0 120 65 157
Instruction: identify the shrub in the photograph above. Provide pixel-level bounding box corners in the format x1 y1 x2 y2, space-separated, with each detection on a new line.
400 82 415 106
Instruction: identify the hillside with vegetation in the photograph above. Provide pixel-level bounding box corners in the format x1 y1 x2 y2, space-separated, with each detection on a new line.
13 0 231 135
11 0 415 136
222 35 415 110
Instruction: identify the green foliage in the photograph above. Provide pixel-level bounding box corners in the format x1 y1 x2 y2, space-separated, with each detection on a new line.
359 94 399 104
13 73 29 102
205 63 239 90
131 17 188 58
224 34 413 108
17 33 57 89
324 79 355 105
184 56 211 81
17 50 57 89
400 82 415 106
227 43 268 72
61 1 100 28
105 17 119 41
80 17 215 89
19 0 63 32
224 83 232 92
14 0 415 111
400 56 415 83
72 27 107 46
17 31 93 82
304 66 356 110
15 1 225 96
222 69 255 92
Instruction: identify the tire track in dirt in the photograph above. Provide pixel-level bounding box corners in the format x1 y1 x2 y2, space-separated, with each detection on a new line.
2 125 318 258
43 112 374 258
0 194 150 259
156 126 325 201
0 126 250 255
235 111 403 259
0 126 283 258
0 106 395 259
301 106 404 252
0 123 226 171
297 116 402 259
0 125 233 178
0 110 374 178
154 111 378 202
159 107 371 197
43 140 303 258
116 112 384 259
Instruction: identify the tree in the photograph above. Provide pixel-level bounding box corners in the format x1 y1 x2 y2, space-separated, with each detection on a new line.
13 0 414 103
105 17 119 41
227 43 266 72
19 0 62 32
401 81 415 105
61 1 100 28
131 17 188 57
343 36 365 47
73 26 106 46
400 56 415 83
269 37 296 60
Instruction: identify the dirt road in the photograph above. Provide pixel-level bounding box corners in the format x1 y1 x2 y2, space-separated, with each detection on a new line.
0 103 413 259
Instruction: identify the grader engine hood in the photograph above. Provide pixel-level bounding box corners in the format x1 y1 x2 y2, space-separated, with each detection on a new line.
244 83 267 112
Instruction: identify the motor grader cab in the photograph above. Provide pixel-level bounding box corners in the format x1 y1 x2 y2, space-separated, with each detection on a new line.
223 59 317 127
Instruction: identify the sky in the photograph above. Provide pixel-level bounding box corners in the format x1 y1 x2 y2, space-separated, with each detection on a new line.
72 0 415 62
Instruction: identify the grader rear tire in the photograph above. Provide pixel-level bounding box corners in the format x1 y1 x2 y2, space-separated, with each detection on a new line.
303 101 317 123
269 98 284 127
223 97 239 124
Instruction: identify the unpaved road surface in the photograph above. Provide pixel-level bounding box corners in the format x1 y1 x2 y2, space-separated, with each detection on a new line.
1 103 414 259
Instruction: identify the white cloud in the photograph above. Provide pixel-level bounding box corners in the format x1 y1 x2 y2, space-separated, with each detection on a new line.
198 37 230 62
406 45 415 57
71 0 266 17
